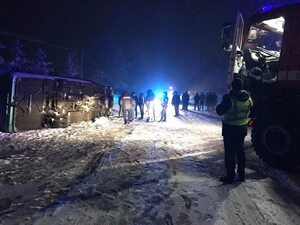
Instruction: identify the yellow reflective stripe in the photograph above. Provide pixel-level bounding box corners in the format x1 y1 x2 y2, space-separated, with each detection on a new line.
224 118 250 125
223 96 251 125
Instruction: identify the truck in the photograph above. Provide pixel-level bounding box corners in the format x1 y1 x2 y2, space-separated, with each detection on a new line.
221 3 300 167
0 72 113 132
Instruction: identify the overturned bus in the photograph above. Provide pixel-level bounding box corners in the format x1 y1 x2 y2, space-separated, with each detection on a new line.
0 72 112 132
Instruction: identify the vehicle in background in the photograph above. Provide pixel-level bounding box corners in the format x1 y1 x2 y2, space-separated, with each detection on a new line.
221 3 300 167
0 72 112 132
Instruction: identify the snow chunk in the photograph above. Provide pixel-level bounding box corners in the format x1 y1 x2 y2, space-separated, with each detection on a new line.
92 117 110 128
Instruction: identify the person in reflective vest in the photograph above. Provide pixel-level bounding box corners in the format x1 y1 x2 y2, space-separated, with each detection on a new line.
216 78 253 184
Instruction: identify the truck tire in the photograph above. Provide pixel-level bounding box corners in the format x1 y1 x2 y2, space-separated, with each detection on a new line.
251 121 293 168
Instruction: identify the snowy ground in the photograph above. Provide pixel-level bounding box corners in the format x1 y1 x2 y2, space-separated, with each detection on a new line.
0 106 300 225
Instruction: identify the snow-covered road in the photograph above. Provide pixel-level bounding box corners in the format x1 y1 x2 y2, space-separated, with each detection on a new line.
1 108 300 225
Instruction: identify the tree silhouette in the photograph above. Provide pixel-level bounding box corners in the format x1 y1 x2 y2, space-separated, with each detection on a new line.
9 39 29 72
31 48 53 74
89 34 130 90
64 52 82 77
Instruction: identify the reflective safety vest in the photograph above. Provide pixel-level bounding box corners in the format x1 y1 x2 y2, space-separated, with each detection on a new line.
223 95 252 126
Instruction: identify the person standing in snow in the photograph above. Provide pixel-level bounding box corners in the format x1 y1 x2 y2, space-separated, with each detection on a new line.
145 89 155 122
131 91 139 118
118 93 123 117
172 91 180 116
181 91 186 110
107 87 114 116
216 78 253 184
138 92 145 119
194 92 200 110
159 91 168 122
199 92 205 111
121 91 134 124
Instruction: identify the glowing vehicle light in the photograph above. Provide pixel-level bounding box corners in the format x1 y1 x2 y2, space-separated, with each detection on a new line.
261 2 300 13
261 5 274 12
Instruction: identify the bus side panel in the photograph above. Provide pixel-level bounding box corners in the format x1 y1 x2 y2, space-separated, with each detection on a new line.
13 77 46 131
0 75 12 132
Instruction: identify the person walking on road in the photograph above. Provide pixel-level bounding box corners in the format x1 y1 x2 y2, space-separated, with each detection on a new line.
216 78 253 184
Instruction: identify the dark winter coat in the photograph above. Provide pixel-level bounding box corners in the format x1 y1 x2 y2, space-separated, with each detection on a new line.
172 94 180 105
138 95 145 106
194 94 200 103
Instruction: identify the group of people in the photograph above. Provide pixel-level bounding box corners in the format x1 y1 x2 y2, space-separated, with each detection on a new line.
171 91 219 113
118 90 220 124
118 89 169 124
193 92 218 111
117 78 253 185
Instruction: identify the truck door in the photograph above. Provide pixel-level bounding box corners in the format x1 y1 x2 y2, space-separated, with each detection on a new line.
227 11 244 89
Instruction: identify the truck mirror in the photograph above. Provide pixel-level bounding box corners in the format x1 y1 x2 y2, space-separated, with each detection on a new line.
222 43 233 52
221 22 234 52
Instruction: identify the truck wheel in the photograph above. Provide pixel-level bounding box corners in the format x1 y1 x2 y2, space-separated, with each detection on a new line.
252 122 293 168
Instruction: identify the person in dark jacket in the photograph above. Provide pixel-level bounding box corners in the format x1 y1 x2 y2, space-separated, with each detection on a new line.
181 91 189 110
181 92 186 110
172 91 180 116
216 78 253 184
118 93 123 117
194 92 200 110
199 92 205 111
138 93 145 119
131 92 138 119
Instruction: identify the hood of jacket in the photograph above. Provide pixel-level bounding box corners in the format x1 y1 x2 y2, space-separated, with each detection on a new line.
229 90 250 102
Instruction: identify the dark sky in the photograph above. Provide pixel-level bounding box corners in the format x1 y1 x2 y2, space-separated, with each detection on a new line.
0 0 298 93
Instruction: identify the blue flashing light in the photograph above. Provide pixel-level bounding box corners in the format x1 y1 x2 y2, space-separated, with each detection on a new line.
261 1 300 12
156 92 163 99
261 5 274 12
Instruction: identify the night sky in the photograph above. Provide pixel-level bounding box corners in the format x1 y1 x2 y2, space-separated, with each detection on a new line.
0 0 298 93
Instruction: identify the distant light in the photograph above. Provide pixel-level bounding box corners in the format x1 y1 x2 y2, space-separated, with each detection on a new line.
169 86 173 90
156 92 163 98
262 17 285 33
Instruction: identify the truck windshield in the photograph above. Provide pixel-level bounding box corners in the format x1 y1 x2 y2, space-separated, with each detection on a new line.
242 16 285 79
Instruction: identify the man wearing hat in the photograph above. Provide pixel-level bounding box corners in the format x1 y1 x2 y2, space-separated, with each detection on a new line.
216 78 253 184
